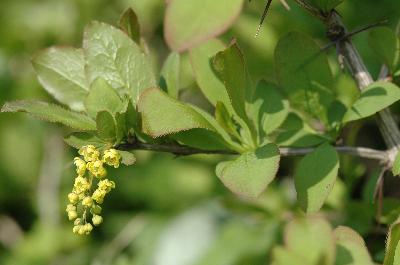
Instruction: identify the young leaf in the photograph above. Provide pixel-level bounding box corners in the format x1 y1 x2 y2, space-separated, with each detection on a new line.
164 0 244 51
216 143 280 198
85 78 124 118
343 81 400 123
393 152 400 176
294 143 339 213
96 111 116 142
271 247 310 265
32 47 89 111
64 132 106 149
83 21 156 105
138 88 215 137
368 27 400 73
1 100 96 130
305 0 343 12
160 52 180 99
334 226 375 265
383 220 400 265
284 217 335 265
250 80 289 136
118 8 141 44
275 31 334 123
189 39 231 110
215 101 241 140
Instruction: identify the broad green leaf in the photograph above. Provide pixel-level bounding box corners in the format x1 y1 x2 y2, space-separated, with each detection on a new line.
119 8 141 44
138 88 215 137
343 81 400 123
250 80 289 136
305 0 343 12
271 247 311 265
275 113 328 147
216 143 280 198
369 27 400 73
213 42 249 123
85 78 124 118
160 52 180 99
32 47 89 111
393 152 400 176
118 150 136 166
83 21 156 104
275 31 334 123
1 100 95 130
189 39 231 109
334 226 374 265
383 220 400 265
64 132 106 149
285 217 335 265
96 111 116 142
164 0 244 51
295 143 339 213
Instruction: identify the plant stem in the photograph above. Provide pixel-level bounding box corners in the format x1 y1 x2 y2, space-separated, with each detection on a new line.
117 141 389 162
293 0 400 156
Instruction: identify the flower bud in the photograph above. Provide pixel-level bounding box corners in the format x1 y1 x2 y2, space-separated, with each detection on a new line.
92 215 103 226
68 210 78 220
68 192 79 204
82 196 93 207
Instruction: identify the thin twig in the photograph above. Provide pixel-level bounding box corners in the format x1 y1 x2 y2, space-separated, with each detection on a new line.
117 141 389 162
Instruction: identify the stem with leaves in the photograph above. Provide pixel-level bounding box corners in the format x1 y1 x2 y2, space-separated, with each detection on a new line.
293 0 400 161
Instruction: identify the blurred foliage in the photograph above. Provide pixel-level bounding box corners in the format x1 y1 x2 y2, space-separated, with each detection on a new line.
1 0 400 264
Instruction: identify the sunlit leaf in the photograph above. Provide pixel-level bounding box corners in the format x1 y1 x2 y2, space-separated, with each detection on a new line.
160 52 180 99
1 100 95 130
164 0 244 51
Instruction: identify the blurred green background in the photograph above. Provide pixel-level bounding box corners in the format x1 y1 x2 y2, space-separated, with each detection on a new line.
0 0 400 264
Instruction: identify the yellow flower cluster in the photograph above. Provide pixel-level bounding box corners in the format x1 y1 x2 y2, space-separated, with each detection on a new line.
66 145 121 235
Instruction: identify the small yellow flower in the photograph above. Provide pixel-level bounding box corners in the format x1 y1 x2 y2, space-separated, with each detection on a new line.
92 188 106 204
98 179 116 192
79 145 100 162
84 223 93 234
78 225 86 235
103 149 122 168
68 192 79 204
73 157 86 176
73 225 80 234
73 176 91 194
68 210 78 220
74 218 82 226
87 160 107 178
82 196 93 207
92 215 103 226
66 204 76 212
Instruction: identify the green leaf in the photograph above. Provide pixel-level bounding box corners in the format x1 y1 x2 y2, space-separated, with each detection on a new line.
213 42 250 123
383 220 400 265
118 150 136 166
164 0 244 51
32 47 89 111
118 8 141 44
64 132 106 149
215 101 241 140
138 88 215 137
85 78 124 118
334 226 374 265
295 143 339 213
1 100 96 130
275 113 328 148
83 21 156 104
369 27 400 73
275 31 334 123
271 247 311 265
250 80 289 136
216 143 280 198
305 0 343 12
96 111 116 142
160 52 180 99
393 152 400 176
115 111 127 143
285 217 335 265
189 39 231 109
343 81 400 123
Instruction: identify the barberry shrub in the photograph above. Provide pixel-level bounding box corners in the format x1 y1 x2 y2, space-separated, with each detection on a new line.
2 0 400 263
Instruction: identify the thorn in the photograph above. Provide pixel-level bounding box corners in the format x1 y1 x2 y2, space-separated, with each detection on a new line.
255 0 273 38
